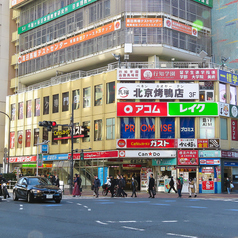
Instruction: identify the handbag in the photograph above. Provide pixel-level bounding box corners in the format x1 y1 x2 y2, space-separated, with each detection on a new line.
153 188 156 195
189 185 194 188
80 187 82 192
230 183 234 189
91 184 94 190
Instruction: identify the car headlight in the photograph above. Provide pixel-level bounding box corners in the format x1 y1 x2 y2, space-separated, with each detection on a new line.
32 189 41 193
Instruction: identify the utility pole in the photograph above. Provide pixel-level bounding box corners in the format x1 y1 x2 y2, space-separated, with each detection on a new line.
70 100 74 194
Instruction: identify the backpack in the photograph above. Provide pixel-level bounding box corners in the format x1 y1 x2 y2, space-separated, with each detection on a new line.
134 179 138 188
122 178 126 187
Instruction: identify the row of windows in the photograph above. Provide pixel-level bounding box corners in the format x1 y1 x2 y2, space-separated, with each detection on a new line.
18 27 211 77
10 82 115 120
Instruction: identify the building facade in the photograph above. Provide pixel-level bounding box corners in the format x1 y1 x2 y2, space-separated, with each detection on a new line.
7 0 238 193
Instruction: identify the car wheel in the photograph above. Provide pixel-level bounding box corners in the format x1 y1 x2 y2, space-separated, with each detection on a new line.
27 192 32 203
55 199 61 203
13 191 18 201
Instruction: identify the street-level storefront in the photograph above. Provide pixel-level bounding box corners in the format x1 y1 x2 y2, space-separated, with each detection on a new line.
177 150 199 193
198 150 221 194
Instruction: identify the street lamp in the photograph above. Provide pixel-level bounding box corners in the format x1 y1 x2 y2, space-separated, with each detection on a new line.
0 111 11 173
112 53 121 68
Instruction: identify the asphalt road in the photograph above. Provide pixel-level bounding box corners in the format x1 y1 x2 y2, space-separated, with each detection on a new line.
1 196 238 238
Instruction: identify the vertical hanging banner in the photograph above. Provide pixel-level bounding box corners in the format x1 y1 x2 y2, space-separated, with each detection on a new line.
231 120 238 141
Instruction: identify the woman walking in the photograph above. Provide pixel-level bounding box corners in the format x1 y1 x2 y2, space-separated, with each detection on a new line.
72 173 81 197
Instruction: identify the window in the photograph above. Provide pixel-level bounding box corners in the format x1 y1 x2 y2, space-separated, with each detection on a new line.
34 128 39 146
140 117 155 138
180 118 195 138
61 126 69 144
220 118 228 140
43 96 49 115
121 118 135 138
83 87 91 108
11 104 16 121
200 118 215 139
53 94 59 113
26 100 32 118
94 119 102 141
106 82 115 104
18 102 24 119
94 84 103 106
17 131 23 148
52 128 58 145
73 89 80 110
25 129 31 147
160 118 175 138
62 92 69 112
82 121 90 142
43 127 48 142
230 86 237 105
219 83 227 103
106 118 115 140
34 98 40 116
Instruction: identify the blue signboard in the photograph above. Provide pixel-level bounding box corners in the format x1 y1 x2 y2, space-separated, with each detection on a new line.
152 158 176 166
160 117 175 138
224 162 238 167
140 117 155 138
199 150 221 158
43 154 68 161
41 144 49 153
180 117 195 138
219 70 238 86
121 117 135 138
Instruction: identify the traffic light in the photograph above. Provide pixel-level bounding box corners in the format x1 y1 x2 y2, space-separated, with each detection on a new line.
39 121 57 131
82 126 90 137
80 150 84 160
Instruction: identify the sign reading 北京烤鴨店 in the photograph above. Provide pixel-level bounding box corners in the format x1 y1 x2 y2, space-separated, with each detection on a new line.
192 0 213 8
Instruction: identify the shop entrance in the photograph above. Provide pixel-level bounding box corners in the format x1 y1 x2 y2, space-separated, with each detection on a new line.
178 168 197 193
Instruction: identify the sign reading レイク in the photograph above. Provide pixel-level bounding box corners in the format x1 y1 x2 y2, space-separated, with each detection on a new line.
192 0 213 8
18 20 121 64
117 83 199 100
18 0 97 34
168 102 219 116
126 18 163 27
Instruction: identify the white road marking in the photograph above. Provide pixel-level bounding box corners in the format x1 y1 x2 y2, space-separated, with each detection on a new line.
88 209 91 211
77 203 82 206
122 226 144 232
162 220 178 223
96 221 108 225
167 233 198 238
20 205 23 206
20 208 23 210
84 206 88 208
119 221 136 223
67 201 73 204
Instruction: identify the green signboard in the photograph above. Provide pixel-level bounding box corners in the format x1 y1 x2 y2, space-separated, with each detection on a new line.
168 102 218 116
192 0 213 8
18 0 97 34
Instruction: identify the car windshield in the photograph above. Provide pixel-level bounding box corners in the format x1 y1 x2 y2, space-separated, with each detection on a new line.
28 177 52 186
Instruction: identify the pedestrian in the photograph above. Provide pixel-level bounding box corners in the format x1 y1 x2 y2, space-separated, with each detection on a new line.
94 175 101 198
178 174 184 192
226 177 231 194
54 174 60 187
121 175 127 197
148 173 155 198
116 175 121 197
189 178 197 198
131 176 138 197
109 175 116 197
92 176 96 196
168 176 177 193
77 174 82 194
72 174 80 197
177 178 182 198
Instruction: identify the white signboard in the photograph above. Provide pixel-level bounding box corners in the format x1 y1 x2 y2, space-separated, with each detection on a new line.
117 69 140 80
117 83 199 99
118 150 176 158
219 102 230 117
177 139 197 148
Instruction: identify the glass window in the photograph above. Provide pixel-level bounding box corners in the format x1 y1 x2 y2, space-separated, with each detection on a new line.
62 92 69 112
26 100 32 118
160 118 175 138
34 98 40 117
25 129 31 147
121 117 135 138
230 86 237 105
52 128 58 145
53 94 59 113
83 87 91 108
94 119 102 141
200 118 215 139
220 118 228 140
180 117 195 138
17 130 23 148
106 82 115 104
140 117 155 139
43 96 49 115
34 128 39 146
73 89 80 110
18 102 24 120
106 118 115 140
82 121 90 142
11 104 16 121
43 127 48 142
94 84 103 106
61 126 69 144
219 83 227 103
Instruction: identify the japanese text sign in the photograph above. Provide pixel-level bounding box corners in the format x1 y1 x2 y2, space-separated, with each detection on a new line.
126 18 163 27
219 70 238 86
192 0 213 8
119 150 176 158
11 0 26 8
177 150 199 165
231 120 238 141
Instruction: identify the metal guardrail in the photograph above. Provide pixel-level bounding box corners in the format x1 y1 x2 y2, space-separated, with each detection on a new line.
17 61 235 94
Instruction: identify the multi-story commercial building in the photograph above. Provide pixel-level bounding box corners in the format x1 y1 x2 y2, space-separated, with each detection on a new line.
7 0 238 193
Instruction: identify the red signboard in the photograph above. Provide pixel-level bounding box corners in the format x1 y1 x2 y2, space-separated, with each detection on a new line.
117 139 176 148
117 102 167 117
140 69 217 81
177 150 199 165
221 151 238 158
197 139 209 148
10 132 15 149
202 168 214 173
69 151 119 160
9 156 37 163
202 181 214 190
231 120 238 141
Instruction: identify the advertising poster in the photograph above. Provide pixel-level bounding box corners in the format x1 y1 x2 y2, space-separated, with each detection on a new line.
180 117 195 138
202 181 214 190
10 132 15 149
126 18 163 27
140 117 155 138
219 103 229 117
141 168 152 191
231 120 238 141
25 129 31 147
160 117 175 138
177 150 199 165
18 102 23 119
120 117 135 138
200 117 215 139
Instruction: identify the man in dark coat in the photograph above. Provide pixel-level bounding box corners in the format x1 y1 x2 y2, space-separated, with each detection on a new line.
94 176 101 198
148 173 155 198
109 175 116 197
168 177 177 193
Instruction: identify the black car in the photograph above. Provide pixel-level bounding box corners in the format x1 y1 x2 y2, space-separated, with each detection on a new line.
13 176 62 203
